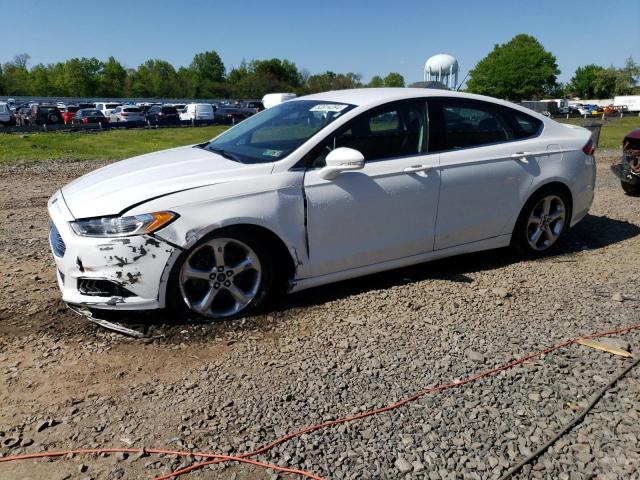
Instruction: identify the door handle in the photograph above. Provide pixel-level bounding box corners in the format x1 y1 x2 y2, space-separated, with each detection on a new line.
403 165 431 174
510 152 532 163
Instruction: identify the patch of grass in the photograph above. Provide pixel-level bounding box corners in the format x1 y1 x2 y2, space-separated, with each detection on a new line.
556 116 640 150
0 125 229 164
2 117 639 164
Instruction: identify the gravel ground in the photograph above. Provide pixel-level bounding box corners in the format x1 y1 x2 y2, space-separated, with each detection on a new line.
0 152 639 480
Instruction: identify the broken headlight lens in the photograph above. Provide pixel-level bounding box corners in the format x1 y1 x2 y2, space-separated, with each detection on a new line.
70 211 177 237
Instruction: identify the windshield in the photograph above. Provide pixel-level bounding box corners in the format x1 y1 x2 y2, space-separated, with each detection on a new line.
205 100 355 164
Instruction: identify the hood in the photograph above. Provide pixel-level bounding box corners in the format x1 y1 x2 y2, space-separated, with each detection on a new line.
61 145 273 219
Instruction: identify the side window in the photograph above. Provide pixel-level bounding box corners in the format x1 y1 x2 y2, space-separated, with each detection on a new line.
428 99 513 152
308 100 427 168
503 108 543 139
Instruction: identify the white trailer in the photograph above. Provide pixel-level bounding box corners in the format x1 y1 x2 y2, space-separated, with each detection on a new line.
614 95 640 112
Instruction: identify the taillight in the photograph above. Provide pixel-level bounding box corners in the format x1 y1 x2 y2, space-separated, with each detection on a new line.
582 139 595 156
122 113 129 116
83 117 88 124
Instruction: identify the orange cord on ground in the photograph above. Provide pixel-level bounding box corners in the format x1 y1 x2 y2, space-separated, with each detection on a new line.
1 323 639 480
0 448 325 480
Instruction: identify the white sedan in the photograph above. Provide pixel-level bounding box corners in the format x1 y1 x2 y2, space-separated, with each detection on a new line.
48 89 596 320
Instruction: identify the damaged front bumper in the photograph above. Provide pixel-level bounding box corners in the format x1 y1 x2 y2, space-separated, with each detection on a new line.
48 192 176 310
611 162 639 185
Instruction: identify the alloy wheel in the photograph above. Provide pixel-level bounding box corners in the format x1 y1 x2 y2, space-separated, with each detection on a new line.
179 237 262 319
526 194 566 251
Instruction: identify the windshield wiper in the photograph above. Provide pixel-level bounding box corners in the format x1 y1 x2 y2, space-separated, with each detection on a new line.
199 146 241 163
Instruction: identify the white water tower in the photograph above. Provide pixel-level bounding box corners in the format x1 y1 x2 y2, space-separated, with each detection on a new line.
424 54 459 89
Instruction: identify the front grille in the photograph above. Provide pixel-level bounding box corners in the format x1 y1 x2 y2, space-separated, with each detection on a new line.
50 224 66 257
77 278 134 297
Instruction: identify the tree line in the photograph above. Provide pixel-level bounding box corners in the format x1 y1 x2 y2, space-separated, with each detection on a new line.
1 37 637 101
465 34 639 101
0 51 405 99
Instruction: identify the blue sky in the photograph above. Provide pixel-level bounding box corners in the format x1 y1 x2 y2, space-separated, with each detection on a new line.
3 0 639 85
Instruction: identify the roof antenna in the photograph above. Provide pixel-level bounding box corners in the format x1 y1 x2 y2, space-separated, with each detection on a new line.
455 72 469 91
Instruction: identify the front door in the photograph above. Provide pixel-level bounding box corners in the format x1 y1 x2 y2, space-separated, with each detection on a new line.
303 99 441 277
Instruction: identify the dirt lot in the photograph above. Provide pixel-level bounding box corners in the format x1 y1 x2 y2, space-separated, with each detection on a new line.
1 153 639 480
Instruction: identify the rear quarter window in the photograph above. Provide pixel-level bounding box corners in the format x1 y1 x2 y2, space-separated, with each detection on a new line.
502 108 543 139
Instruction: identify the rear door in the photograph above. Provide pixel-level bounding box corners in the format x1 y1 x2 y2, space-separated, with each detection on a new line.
303 99 441 277
428 98 544 250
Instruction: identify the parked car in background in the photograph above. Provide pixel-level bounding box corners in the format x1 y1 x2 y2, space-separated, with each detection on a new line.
72 109 108 125
13 106 32 126
611 128 640 195
95 102 122 118
61 106 83 124
48 89 596 321
214 107 251 125
145 105 180 124
170 103 186 111
0 102 14 126
241 101 265 115
27 105 63 125
179 103 214 122
109 106 146 123
262 93 297 109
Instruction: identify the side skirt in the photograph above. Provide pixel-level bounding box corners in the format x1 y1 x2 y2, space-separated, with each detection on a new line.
288 234 511 293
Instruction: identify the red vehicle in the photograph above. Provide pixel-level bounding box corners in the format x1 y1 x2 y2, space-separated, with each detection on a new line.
611 128 640 195
61 106 82 124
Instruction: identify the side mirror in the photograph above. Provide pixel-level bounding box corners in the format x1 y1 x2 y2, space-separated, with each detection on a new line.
318 147 365 180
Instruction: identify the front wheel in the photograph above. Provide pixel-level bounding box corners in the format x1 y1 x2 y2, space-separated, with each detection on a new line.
621 179 640 196
167 231 273 321
511 189 570 256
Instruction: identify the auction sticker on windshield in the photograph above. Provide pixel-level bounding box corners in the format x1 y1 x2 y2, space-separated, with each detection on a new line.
310 104 349 112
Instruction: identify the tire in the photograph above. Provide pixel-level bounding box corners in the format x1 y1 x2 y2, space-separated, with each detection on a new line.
621 179 640 196
167 229 274 321
48 113 59 123
511 187 571 257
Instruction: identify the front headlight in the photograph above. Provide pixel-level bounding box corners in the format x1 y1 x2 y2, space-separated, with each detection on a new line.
70 211 177 237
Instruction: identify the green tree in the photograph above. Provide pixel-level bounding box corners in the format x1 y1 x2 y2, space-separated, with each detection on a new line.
189 50 226 97
383 72 405 87
129 59 178 97
615 57 640 95
29 63 53 96
190 51 225 83
2 54 31 95
466 34 560 100
60 57 103 96
368 75 384 87
306 71 362 93
227 58 302 98
568 64 604 98
99 56 127 97
592 68 618 98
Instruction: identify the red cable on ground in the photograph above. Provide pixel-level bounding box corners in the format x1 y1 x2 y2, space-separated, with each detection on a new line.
0 448 325 480
1 322 639 480
157 322 640 479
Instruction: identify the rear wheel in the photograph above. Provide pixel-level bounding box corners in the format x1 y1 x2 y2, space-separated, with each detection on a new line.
512 188 570 256
621 179 640 196
168 231 273 321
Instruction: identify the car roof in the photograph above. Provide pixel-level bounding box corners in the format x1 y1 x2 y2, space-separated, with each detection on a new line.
297 88 543 118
